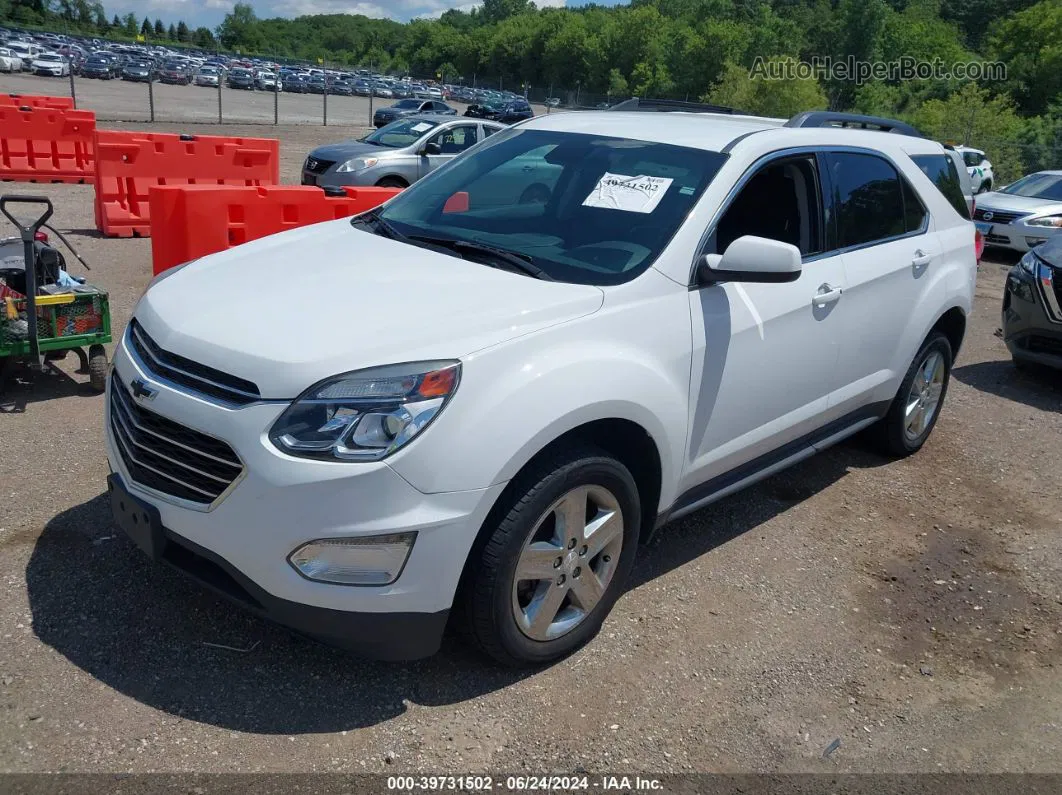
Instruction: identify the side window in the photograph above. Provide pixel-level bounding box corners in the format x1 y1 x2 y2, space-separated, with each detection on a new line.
713 155 824 257
902 180 927 233
825 152 908 248
430 124 478 155
912 153 969 219
482 125 499 138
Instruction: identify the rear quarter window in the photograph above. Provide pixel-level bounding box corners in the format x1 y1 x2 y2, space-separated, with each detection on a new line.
912 154 970 219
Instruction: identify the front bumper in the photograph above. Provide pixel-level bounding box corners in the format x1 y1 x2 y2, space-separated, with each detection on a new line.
1002 264 1062 369
980 219 1062 253
104 333 505 659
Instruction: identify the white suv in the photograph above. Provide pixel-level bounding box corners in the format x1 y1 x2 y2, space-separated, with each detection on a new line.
105 105 977 666
955 145 994 194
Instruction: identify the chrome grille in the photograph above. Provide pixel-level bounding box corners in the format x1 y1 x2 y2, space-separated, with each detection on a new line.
128 320 260 405
304 157 335 175
974 207 1028 225
109 375 243 506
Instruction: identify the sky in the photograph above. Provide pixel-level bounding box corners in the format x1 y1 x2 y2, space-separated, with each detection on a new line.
100 0 624 31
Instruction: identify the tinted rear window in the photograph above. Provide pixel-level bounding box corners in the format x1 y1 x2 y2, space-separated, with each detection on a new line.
911 154 970 219
826 152 907 248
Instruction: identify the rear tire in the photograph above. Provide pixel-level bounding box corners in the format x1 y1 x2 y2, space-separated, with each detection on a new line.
88 344 108 393
871 332 953 458
459 445 640 667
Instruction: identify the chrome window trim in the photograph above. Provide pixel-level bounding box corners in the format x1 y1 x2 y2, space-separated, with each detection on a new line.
1035 261 1062 323
688 144 933 285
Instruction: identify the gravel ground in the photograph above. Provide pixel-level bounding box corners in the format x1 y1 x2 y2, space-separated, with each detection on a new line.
1 118 1061 775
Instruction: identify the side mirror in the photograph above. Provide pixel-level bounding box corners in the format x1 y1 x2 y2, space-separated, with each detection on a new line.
422 142 442 156
697 235 802 285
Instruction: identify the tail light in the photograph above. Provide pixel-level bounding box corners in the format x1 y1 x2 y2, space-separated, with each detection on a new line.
34 230 48 243
974 227 985 262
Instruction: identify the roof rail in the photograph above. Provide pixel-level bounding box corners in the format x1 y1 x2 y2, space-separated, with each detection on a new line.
607 97 738 115
785 111 923 138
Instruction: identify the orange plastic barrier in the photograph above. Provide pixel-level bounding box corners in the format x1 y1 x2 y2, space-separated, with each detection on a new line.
93 131 281 237
0 93 76 110
149 184 401 274
0 106 96 183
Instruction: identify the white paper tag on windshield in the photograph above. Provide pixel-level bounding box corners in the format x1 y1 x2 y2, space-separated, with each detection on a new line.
411 122 432 132
582 173 673 213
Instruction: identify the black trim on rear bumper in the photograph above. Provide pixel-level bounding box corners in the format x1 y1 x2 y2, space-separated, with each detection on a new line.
108 474 448 661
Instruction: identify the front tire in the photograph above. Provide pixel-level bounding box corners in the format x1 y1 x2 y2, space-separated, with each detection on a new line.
460 445 641 667
871 332 953 457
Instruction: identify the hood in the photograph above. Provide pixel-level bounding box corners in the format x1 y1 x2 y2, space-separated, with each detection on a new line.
1032 236 1062 268
977 192 1062 215
308 140 386 162
136 219 604 399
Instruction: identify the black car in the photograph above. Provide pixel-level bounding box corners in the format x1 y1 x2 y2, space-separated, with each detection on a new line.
464 98 534 124
1002 237 1062 371
122 60 153 82
158 61 191 85
284 74 308 94
227 68 255 89
80 56 115 79
373 99 456 128
330 80 354 96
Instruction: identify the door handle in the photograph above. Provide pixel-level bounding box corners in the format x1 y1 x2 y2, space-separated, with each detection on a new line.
814 283 843 307
912 249 932 267
521 165 534 172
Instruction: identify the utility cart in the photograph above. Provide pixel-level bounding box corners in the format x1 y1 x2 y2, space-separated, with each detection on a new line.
0 195 111 392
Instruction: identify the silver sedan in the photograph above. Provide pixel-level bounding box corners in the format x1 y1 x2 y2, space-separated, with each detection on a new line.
974 170 1062 253
302 115 505 189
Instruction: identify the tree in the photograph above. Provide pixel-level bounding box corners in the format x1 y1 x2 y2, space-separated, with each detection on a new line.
141 17 152 37
910 82 1026 182
123 13 137 37
608 68 628 97
436 61 459 82
177 21 190 42
707 57 828 117
989 0 1062 116
154 18 165 37
217 2 261 50
93 3 106 30
167 23 176 40
192 26 216 49
112 13 120 29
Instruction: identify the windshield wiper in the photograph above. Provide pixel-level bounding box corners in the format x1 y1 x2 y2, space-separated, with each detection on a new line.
408 236 554 281
351 211 406 241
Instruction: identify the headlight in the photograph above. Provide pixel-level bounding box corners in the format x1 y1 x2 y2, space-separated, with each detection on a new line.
1018 250 1042 276
1026 215 1062 228
336 156 379 173
269 360 461 461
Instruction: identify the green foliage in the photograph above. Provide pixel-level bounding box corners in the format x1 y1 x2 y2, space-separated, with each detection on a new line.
707 57 828 118
988 0 1062 116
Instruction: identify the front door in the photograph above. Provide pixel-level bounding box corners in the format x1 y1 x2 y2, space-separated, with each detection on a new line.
418 123 479 179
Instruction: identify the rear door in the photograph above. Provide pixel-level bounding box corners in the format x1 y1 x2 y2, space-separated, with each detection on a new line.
824 150 942 416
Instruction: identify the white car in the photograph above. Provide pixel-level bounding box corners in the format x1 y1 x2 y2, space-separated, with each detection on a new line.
31 52 69 77
0 47 20 72
105 106 976 666
6 40 41 70
955 145 994 194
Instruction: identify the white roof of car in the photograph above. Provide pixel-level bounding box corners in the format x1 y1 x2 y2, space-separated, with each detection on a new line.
521 110 947 156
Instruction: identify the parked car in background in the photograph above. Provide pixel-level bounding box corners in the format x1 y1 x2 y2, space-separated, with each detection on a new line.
80 53 116 79
353 79 373 97
1002 236 1062 372
974 171 1062 253
330 79 353 96
0 47 20 72
465 98 534 125
227 67 254 90
255 70 281 91
373 99 457 128
303 116 504 189
193 66 220 87
307 75 327 94
545 97 561 107
122 59 154 83
285 74 309 93
6 41 41 70
955 146 994 194
158 60 191 85
373 82 395 99
30 51 68 77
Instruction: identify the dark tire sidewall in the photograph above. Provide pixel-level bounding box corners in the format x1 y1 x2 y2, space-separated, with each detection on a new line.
481 452 640 666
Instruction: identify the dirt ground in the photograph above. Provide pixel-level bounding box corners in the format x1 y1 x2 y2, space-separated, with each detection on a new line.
0 118 1061 775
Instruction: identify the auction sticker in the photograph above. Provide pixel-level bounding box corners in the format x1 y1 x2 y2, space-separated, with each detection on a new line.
582 172 673 213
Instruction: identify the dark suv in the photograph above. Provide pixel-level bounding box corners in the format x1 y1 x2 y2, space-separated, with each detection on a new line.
1003 238 1062 370
464 98 533 125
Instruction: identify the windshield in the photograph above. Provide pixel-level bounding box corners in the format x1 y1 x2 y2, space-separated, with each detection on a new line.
38 54 61 61
1000 173 1062 201
86 57 107 64
363 117 440 147
199 67 216 74
371 128 727 285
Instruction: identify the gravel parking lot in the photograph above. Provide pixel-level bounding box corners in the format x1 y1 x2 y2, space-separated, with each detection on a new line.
0 118 1060 776
0 72 542 127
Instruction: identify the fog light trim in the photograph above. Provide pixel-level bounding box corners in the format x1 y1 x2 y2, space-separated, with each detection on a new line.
288 532 417 586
